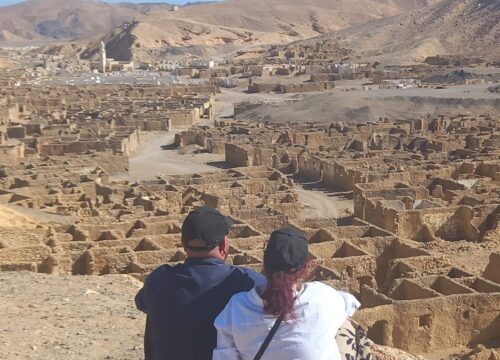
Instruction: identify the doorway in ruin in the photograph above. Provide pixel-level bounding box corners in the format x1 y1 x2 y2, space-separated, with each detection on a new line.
367 320 390 346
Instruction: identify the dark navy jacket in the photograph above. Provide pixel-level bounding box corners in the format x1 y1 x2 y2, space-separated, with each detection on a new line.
135 257 266 360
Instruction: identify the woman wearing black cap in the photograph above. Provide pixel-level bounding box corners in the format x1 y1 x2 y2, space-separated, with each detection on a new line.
213 228 361 360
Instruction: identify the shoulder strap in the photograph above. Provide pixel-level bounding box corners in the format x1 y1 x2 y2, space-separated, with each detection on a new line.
253 315 284 360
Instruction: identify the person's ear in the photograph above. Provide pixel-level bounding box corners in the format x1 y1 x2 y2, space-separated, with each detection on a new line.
219 236 229 257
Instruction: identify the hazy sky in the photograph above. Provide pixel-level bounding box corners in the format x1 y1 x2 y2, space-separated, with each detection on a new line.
0 0 209 6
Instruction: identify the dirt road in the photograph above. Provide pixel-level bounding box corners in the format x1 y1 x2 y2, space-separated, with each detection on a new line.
292 178 353 219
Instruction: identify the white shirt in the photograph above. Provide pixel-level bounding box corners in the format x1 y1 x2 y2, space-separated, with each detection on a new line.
213 281 360 360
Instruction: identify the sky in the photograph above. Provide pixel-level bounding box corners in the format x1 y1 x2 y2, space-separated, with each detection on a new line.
0 0 209 6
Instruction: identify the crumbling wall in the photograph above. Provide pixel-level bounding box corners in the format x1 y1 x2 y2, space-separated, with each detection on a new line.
174 131 205 148
168 110 198 127
225 143 252 167
247 83 281 93
484 253 500 284
297 153 323 181
280 82 334 93
356 293 500 353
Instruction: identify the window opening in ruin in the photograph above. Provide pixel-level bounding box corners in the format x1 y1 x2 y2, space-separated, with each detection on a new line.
463 310 471 320
346 266 353 277
419 314 432 328
367 320 389 346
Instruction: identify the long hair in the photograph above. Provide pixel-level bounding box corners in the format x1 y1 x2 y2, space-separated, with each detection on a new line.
262 259 316 319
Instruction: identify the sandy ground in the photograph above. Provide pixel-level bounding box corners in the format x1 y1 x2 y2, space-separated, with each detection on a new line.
0 204 77 226
0 201 76 230
218 86 304 105
0 205 36 228
120 131 225 181
0 203 75 229
233 82 500 124
0 273 430 360
292 177 353 219
0 272 145 360
113 92 237 182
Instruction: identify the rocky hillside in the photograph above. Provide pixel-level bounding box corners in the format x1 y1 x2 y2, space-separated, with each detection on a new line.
0 0 172 42
328 0 500 63
0 0 440 44
75 0 443 62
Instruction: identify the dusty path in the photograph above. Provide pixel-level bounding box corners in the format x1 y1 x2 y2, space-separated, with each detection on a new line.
292 177 353 219
296 187 353 219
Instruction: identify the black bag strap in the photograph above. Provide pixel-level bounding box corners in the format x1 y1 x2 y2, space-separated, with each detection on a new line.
253 314 284 360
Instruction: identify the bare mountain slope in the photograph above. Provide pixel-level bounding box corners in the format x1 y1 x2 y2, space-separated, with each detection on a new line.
0 0 440 44
0 0 172 42
330 0 500 62
75 0 443 62
168 0 442 36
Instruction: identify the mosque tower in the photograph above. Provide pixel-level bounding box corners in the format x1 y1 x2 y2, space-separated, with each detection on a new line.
99 41 107 73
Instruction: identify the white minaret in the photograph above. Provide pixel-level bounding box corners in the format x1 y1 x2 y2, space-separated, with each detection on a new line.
99 41 107 73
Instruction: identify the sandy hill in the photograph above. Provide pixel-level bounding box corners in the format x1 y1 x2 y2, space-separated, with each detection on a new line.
0 0 172 42
327 0 500 63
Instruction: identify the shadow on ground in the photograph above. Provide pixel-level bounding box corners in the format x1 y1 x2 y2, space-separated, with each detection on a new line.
206 161 234 169
160 144 177 150
289 174 353 201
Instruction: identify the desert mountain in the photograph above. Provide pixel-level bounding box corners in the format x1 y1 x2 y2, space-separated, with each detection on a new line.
156 0 443 38
328 0 500 63
76 0 443 62
0 0 172 42
0 0 440 46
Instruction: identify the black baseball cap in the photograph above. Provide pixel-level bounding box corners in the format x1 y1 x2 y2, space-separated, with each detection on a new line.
264 228 308 272
181 206 233 251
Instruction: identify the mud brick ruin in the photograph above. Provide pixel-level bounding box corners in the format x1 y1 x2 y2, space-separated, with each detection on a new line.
172 113 500 354
0 165 299 277
0 74 499 357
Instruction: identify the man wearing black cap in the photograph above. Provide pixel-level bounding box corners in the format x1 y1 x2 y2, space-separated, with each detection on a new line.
135 206 265 360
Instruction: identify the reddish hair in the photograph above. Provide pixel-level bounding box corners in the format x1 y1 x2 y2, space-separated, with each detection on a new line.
262 260 316 319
